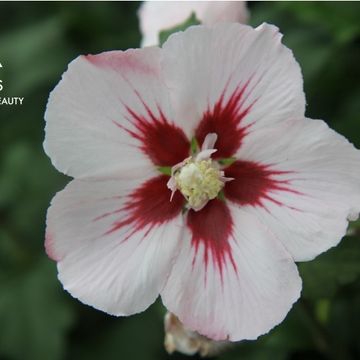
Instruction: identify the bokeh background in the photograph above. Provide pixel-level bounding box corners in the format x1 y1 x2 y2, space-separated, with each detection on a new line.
0 2 360 359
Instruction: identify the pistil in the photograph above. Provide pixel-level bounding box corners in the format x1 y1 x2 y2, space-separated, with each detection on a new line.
167 133 232 211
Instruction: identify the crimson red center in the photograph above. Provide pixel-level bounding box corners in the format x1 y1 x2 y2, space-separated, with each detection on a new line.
104 86 296 274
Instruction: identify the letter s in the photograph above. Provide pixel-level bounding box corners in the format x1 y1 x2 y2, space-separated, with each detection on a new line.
0 80 3 91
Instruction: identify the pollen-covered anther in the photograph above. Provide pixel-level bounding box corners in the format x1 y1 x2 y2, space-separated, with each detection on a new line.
175 159 225 211
166 133 232 211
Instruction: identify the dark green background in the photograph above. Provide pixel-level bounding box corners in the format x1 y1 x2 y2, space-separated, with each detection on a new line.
0 2 360 359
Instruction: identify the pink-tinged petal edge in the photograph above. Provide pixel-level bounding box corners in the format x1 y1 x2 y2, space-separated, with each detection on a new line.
85 51 157 75
44 47 175 180
46 175 185 263
45 232 60 261
85 52 190 168
45 176 186 316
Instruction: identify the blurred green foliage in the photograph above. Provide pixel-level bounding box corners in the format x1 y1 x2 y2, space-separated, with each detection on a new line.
159 12 200 46
0 2 360 360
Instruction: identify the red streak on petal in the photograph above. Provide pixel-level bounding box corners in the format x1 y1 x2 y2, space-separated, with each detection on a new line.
119 102 190 167
85 52 190 167
187 199 237 279
224 160 299 208
105 175 184 239
195 82 254 158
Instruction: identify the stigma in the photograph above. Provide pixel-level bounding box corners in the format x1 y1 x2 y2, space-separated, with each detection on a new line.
167 133 232 211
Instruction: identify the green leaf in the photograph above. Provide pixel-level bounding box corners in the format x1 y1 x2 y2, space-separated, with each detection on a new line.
220 302 314 360
348 217 360 234
0 17 70 95
299 236 360 299
315 299 331 324
157 166 172 176
0 259 74 360
70 302 164 360
159 12 200 46
275 2 360 45
0 142 67 252
217 190 225 202
218 157 236 167
190 136 200 155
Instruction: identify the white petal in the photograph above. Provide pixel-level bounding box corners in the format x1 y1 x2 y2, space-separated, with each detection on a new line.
139 1 249 47
195 149 217 162
161 23 305 137
46 174 184 315
201 132 218 151
44 47 175 179
161 204 301 341
235 117 360 261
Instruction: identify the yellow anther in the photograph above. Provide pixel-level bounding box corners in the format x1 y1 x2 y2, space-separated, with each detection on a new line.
175 159 224 210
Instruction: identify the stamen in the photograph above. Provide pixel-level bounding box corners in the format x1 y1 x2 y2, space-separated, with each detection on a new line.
176 159 224 210
167 133 232 211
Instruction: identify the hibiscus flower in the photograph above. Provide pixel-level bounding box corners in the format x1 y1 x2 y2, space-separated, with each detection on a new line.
138 0 248 47
44 23 360 341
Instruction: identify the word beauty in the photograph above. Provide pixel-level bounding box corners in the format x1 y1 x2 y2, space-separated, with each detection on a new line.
0 97 24 105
